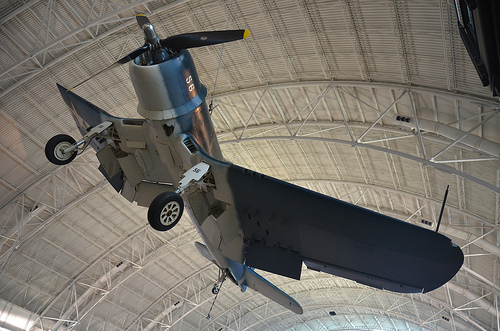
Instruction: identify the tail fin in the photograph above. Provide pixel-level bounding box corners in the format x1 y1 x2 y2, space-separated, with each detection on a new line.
195 241 219 266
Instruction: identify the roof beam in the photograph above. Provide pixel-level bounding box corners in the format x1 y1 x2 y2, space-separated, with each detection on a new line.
214 81 500 107
0 0 191 98
220 135 500 194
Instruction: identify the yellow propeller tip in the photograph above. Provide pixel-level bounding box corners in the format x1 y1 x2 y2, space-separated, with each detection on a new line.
243 30 251 39
136 13 146 17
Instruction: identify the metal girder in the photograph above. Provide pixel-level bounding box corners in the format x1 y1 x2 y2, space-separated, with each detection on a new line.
215 83 499 165
386 0 413 84
203 284 476 331
0 157 103 274
125 265 215 331
339 0 372 81
238 90 266 139
430 109 500 162
257 0 298 80
439 0 457 92
220 135 500 194
293 86 331 136
0 0 192 99
294 0 332 80
47 225 200 331
213 81 500 107
356 89 407 143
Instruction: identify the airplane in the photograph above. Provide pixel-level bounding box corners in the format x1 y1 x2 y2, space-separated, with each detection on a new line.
45 14 464 315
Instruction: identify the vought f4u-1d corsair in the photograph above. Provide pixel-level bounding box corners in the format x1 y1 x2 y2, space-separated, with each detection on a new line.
46 14 463 314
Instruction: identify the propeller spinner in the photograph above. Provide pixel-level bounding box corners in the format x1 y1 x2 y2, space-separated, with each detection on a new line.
68 14 250 90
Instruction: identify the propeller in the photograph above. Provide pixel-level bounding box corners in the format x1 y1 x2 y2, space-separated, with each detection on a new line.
160 30 251 50
136 13 151 29
68 14 250 90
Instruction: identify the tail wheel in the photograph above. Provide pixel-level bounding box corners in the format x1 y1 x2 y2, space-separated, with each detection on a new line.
45 134 77 165
148 192 184 231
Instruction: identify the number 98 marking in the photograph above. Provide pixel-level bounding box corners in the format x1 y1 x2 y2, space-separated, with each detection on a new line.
186 75 195 92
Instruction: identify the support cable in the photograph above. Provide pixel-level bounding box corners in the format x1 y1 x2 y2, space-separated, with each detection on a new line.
209 0 236 113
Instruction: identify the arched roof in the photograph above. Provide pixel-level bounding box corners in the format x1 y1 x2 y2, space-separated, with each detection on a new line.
0 1 499 330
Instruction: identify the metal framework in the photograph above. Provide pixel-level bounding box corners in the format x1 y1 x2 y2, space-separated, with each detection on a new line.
1 0 499 330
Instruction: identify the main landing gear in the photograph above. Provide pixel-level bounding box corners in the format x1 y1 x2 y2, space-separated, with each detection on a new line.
147 192 184 231
147 162 211 231
45 134 78 165
45 121 113 166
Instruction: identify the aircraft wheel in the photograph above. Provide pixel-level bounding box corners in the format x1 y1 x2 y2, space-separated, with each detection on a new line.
45 134 77 165
212 285 219 295
148 192 184 231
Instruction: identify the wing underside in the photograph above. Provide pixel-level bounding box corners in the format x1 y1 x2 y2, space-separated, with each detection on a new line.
57 84 175 205
198 152 464 294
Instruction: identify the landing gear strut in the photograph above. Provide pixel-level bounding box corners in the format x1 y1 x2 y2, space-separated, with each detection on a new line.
207 269 228 319
45 121 113 165
147 161 211 232
211 270 227 295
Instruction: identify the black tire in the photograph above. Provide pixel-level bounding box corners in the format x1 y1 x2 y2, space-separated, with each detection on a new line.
148 192 184 231
45 134 77 165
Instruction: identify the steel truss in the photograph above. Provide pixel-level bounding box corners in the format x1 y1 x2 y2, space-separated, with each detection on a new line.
1 1 499 330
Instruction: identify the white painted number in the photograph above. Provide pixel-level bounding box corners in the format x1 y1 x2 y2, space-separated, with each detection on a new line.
186 75 195 92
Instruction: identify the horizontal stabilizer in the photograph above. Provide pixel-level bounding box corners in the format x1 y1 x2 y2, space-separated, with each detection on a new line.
195 242 303 314
242 265 303 314
195 241 218 266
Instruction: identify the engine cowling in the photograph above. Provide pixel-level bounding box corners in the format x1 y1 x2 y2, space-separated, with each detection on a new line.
129 49 207 120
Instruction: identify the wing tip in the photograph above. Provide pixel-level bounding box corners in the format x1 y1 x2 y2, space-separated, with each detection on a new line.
294 305 304 315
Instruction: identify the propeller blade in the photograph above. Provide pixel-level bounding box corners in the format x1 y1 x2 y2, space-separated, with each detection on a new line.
68 45 148 90
160 30 250 49
116 45 149 65
136 14 151 29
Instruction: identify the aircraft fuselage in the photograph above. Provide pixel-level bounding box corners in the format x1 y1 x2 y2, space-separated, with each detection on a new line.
50 39 463 315
130 49 222 158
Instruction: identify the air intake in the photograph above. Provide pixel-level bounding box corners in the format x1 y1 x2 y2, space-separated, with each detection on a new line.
183 136 198 154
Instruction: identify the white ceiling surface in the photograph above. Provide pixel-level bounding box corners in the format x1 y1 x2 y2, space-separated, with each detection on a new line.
0 0 499 330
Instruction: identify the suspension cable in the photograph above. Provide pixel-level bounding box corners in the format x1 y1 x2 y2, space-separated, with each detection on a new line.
209 0 236 112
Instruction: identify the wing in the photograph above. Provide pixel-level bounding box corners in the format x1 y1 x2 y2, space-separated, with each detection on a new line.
57 84 175 206
196 150 463 294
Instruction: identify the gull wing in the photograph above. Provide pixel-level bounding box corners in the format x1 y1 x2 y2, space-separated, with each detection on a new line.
57 84 175 205
199 152 464 294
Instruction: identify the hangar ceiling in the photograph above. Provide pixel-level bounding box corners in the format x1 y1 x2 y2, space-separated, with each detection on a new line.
0 0 499 330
